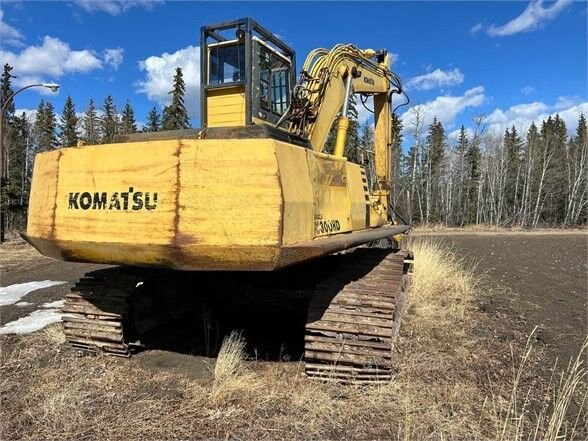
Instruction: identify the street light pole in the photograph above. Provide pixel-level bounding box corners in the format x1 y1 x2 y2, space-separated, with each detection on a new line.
0 82 59 242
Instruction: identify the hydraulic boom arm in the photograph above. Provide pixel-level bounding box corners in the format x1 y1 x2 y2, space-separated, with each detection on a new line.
277 44 403 203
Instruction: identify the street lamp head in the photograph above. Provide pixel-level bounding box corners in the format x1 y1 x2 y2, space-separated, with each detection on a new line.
42 83 60 93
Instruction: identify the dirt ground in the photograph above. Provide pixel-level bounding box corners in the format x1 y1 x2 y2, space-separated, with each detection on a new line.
413 231 587 369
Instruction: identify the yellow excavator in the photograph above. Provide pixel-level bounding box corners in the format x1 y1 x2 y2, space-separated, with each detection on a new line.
23 18 412 383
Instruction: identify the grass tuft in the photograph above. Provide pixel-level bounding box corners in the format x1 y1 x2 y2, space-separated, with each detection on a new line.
43 323 66 344
211 331 258 405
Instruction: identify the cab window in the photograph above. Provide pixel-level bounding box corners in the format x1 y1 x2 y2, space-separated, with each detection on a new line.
209 43 245 85
259 46 290 115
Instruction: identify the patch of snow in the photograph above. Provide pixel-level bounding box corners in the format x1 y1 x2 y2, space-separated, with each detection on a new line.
0 280 66 306
0 309 68 335
42 299 65 309
15 301 33 307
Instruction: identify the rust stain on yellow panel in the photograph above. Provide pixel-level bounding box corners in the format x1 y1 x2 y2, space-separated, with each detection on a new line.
275 142 314 244
27 149 61 238
207 86 246 127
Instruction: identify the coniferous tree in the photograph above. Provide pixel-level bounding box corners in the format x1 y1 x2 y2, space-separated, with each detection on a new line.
1 64 15 226
574 113 587 148
427 119 445 176
425 118 445 221
58 95 79 147
101 94 119 144
81 99 101 145
504 125 523 216
1 64 15 129
390 113 404 206
145 106 161 132
456 125 469 225
563 113 587 224
540 115 568 223
345 119 361 163
519 122 539 225
345 95 361 162
5 113 29 206
120 100 137 134
162 67 190 130
35 100 58 152
465 134 481 224
359 119 374 173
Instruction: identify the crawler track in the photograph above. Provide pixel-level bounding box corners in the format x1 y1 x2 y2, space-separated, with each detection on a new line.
305 249 412 383
63 268 141 356
63 268 191 356
62 248 413 385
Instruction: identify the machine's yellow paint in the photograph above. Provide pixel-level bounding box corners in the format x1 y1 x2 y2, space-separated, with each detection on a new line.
25 137 388 270
206 85 246 127
27 149 61 239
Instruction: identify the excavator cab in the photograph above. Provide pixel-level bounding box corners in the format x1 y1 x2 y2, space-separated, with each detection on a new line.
200 18 296 128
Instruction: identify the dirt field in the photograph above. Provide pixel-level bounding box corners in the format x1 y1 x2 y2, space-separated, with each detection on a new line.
1 231 586 440
413 231 587 371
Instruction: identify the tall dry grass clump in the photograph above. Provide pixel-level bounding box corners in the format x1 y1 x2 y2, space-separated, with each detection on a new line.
210 331 258 405
377 237 486 438
406 237 479 339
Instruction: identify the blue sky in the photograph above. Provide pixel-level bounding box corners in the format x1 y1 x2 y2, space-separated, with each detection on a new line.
1 0 586 140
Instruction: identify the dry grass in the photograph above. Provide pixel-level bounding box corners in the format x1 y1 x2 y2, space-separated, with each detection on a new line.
210 331 259 405
0 237 51 272
42 323 66 344
1 238 585 440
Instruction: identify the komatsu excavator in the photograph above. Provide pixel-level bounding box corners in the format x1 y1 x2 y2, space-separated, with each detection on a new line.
23 18 412 383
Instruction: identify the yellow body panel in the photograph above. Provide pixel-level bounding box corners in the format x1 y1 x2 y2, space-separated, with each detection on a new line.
27 149 61 239
25 137 389 270
206 86 246 127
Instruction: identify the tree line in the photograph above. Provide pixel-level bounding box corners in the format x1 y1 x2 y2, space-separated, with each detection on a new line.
383 109 586 227
325 97 586 227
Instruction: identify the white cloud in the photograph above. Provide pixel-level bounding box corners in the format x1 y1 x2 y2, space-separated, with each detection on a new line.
521 85 535 95
0 36 102 87
487 0 572 37
401 86 486 129
484 99 588 135
406 68 464 91
135 45 200 119
470 22 483 34
73 0 163 16
0 9 24 46
104 47 124 70
389 52 399 66
14 108 38 121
